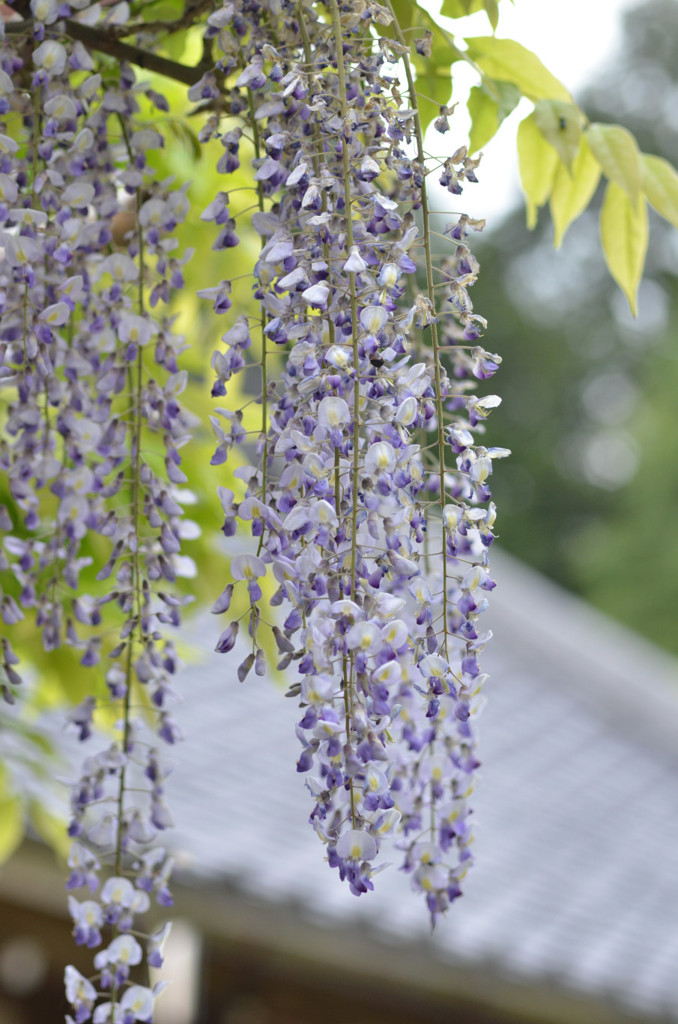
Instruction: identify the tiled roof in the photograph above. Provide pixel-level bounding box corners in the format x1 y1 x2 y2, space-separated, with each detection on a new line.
166 550 678 1020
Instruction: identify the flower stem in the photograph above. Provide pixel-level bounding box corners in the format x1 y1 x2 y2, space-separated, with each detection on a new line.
385 0 450 660
330 0 360 829
246 87 270 555
108 118 147 1024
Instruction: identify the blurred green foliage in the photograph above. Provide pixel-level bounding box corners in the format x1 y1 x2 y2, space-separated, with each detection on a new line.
467 0 678 654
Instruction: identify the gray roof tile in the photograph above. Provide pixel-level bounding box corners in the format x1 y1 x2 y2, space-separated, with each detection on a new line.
28 550 678 1020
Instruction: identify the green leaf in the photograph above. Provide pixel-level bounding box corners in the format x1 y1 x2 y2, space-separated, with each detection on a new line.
600 180 648 316
388 0 459 131
641 153 678 229
160 27 189 64
413 57 453 132
533 99 582 170
549 135 601 248
390 0 463 48
586 123 641 203
392 0 435 30
139 0 182 16
467 86 498 153
483 0 499 31
492 78 521 121
464 36 573 103
517 112 559 229
440 0 502 23
467 79 519 153
441 0 484 16
143 0 185 59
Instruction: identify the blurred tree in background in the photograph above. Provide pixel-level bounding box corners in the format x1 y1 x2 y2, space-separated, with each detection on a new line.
466 0 678 652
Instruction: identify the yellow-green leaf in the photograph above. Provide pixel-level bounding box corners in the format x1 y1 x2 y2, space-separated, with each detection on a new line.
464 37 573 103
517 112 559 229
483 0 499 31
492 78 521 121
160 27 189 64
467 79 519 153
641 153 678 229
441 0 484 17
586 123 641 203
142 0 183 18
388 0 457 131
0 793 23 865
412 62 453 134
440 0 501 26
392 0 464 47
533 99 582 170
467 86 499 153
550 135 601 247
600 180 648 316
391 0 432 29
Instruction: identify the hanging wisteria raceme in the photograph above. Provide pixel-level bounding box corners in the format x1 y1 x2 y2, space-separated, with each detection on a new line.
0 0 672 1011
1 8 194 1020
1 3 507 1019
202 0 506 924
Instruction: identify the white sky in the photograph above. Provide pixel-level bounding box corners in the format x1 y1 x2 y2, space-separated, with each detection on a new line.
423 0 639 227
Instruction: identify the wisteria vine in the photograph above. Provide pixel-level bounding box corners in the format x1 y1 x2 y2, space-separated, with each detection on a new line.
1 3 194 1020
201 0 505 924
0 0 504 1018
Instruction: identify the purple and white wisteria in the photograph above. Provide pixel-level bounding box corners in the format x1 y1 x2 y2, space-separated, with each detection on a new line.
201 0 506 925
1 6 195 1020
1 0 505 1014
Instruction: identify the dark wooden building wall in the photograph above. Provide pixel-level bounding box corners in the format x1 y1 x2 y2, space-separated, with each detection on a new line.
200 935 545 1024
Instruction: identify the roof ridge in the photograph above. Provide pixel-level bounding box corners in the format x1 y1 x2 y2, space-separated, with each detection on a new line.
487 548 678 756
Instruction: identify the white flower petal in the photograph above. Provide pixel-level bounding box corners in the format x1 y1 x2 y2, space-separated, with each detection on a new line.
336 828 378 861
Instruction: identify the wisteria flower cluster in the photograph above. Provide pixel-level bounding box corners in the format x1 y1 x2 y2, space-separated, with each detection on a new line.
199 0 505 924
1 4 195 1019
1 0 505 1013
